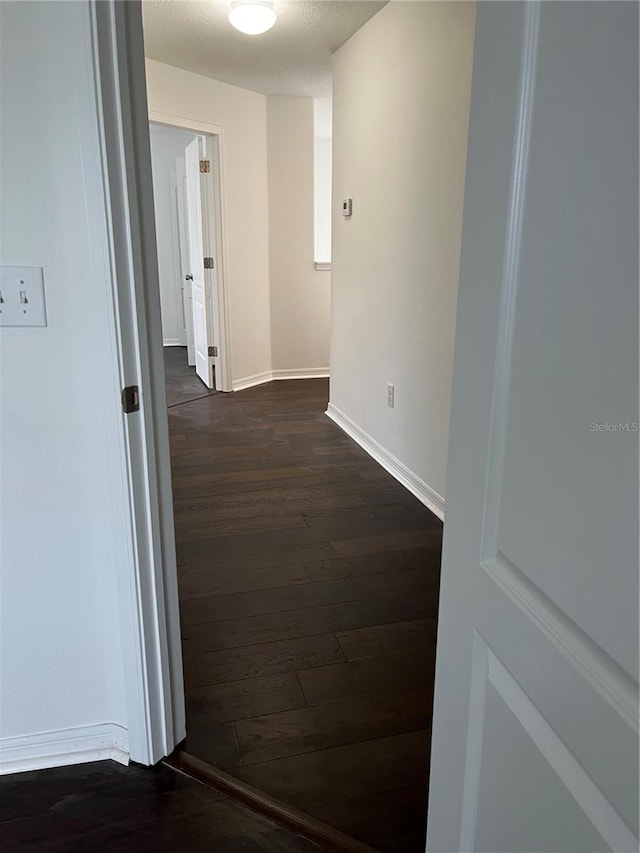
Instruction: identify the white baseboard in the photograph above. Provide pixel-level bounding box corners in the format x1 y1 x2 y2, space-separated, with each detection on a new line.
272 368 329 381
326 402 445 521
162 339 183 347
0 723 129 776
232 370 273 392
233 368 329 391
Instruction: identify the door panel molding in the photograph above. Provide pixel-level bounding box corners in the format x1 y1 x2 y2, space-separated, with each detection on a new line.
482 555 638 732
461 634 637 852
476 0 636 738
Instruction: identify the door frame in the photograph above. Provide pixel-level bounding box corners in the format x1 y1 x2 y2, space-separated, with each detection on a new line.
150 112 232 393
91 0 186 764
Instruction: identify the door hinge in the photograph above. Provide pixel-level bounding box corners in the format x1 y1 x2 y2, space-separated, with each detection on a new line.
204 257 214 269
208 345 218 357
200 160 211 173
122 385 140 413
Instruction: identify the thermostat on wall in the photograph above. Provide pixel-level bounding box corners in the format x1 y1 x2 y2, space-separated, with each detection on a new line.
342 198 352 217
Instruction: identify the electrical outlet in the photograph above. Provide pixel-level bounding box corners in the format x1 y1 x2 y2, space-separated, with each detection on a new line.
387 383 395 408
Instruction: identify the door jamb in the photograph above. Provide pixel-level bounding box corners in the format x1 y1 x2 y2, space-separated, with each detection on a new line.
150 111 233 393
91 0 185 762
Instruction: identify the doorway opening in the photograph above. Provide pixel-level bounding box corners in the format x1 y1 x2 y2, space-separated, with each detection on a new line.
147 101 441 853
149 117 232 396
102 2 455 850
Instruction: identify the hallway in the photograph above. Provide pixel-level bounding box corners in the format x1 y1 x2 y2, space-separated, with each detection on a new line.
166 350 442 852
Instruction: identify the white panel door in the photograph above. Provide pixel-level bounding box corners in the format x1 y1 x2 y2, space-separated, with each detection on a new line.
175 156 195 366
184 137 214 388
427 3 638 852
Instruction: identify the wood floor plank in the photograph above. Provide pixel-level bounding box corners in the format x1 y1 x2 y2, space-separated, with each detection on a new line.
306 545 442 582
174 512 307 539
307 786 429 853
182 653 201 689
178 542 337 579
174 454 374 480
235 688 433 765
175 526 333 560
179 578 360 624
175 492 366 518
197 634 346 686
232 730 431 809
172 469 392 502
335 618 438 661
350 568 440 601
184 719 242 769
330 528 442 558
185 673 307 723
296 652 436 706
301 506 434 541
360 487 430 509
178 565 311 611
181 595 433 656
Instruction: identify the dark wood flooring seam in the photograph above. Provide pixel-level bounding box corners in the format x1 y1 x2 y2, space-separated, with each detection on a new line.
165 751 381 853
167 392 221 410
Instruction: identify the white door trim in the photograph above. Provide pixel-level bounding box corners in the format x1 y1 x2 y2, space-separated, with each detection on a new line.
149 110 232 393
90 0 185 763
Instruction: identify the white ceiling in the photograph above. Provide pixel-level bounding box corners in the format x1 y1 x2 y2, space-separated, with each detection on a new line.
142 0 387 98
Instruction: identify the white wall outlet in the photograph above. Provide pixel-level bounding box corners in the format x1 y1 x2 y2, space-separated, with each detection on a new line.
0 266 47 327
387 383 395 407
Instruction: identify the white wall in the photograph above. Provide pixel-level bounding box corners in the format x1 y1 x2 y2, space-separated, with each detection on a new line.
314 97 332 263
145 60 331 385
149 124 196 346
145 59 272 384
267 97 331 374
0 0 128 759
329 1 475 512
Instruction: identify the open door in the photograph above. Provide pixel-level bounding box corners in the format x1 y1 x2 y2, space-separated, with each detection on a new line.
175 156 195 366
184 137 215 388
427 3 638 851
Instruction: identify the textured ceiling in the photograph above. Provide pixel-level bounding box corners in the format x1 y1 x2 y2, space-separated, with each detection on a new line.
142 0 387 98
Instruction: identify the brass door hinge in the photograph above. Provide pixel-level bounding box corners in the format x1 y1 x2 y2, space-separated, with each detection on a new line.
204 257 214 269
200 160 210 173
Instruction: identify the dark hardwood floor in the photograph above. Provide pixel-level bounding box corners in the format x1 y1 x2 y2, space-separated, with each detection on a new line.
0 760 321 852
166 350 443 852
164 345 218 408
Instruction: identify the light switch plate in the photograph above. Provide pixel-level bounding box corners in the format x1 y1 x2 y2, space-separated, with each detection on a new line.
0 266 47 327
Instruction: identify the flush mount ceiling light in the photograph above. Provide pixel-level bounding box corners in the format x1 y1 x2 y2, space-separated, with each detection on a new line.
228 0 277 35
